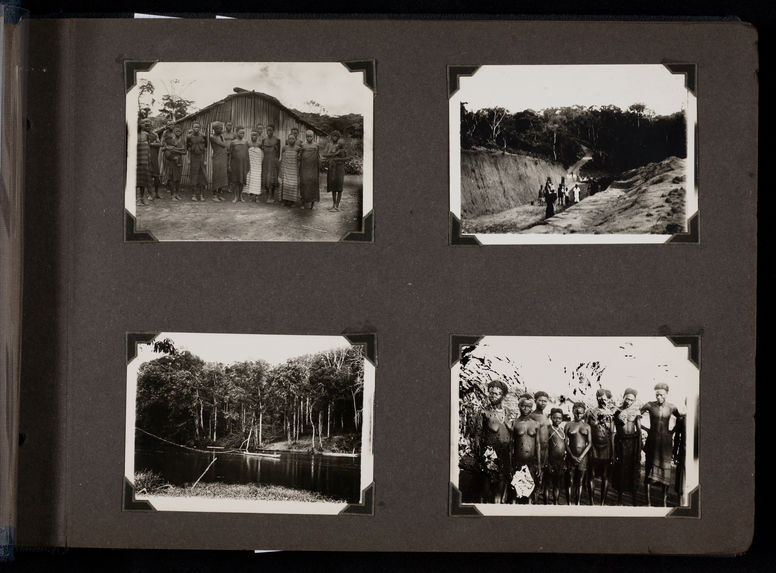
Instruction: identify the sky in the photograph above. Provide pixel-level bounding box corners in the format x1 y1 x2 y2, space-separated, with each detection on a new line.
468 336 698 404
132 62 371 117
134 332 351 366
459 65 689 116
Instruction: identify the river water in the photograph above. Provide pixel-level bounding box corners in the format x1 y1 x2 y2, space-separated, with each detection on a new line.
136 444 361 502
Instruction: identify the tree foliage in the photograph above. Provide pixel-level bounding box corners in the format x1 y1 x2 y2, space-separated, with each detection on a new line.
461 103 686 172
137 79 155 120
136 346 365 452
160 94 195 121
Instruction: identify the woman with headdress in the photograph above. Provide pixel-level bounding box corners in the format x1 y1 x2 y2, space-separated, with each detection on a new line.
613 388 642 505
279 133 301 206
298 129 321 209
471 380 515 504
641 383 684 507
245 127 264 202
261 124 281 203
323 130 348 211
565 401 593 505
228 126 250 203
209 121 229 201
136 120 153 205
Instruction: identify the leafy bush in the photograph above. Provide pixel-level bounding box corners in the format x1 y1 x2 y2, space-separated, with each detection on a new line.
134 469 166 493
344 156 363 175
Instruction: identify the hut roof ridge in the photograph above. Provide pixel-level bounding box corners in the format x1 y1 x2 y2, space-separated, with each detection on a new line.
163 89 327 136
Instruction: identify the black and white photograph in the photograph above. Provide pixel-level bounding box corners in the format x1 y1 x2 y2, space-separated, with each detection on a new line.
450 65 696 244
125 333 374 514
126 62 373 241
451 336 699 516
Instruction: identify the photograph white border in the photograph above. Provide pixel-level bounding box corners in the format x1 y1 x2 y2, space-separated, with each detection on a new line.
125 62 374 241
449 65 697 245
450 335 700 517
125 332 375 514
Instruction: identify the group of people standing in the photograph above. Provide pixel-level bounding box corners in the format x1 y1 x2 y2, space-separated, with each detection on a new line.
539 176 582 219
136 119 349 211
470 382 685 507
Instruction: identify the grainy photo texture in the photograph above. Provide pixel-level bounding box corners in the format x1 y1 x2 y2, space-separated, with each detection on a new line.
450 65 697 244
126 62 373 241
125 333 374 514
451 336 699 516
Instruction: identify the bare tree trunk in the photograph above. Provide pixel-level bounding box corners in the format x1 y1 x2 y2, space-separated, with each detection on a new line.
258 411 263 446
327 402 331 438
318 410 324 449
245 425 252 452
213 403 218 441
352 391 359 430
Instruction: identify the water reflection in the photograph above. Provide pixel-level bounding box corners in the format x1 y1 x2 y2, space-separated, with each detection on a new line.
136 444 361 503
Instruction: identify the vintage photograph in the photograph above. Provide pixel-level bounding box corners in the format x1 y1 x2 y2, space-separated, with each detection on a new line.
451 336 699 516
125 333 374 514
449 65 697 244
125 62 373 241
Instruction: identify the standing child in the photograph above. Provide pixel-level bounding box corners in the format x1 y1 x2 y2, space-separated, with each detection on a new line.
547 408 567 505
245 128 264 202
324 130 347 211
228 126 250 203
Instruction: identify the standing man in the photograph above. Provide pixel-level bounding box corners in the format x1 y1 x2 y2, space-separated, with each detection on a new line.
586 389 616 505
186 122 208 202
223 121 236 197
613 388 642 506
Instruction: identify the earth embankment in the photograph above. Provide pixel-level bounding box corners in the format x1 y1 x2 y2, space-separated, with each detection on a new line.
460 149 570 219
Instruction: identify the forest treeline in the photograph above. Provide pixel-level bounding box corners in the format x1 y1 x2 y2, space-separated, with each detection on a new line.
460 103 686 173
136 342 365 452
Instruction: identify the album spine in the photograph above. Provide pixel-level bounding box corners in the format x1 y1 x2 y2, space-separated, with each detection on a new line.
0 2 28 563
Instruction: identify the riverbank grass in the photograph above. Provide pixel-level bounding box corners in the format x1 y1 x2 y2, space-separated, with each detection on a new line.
135 472 345 503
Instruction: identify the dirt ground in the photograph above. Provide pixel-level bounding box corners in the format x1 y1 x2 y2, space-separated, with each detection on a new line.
463 180 595 234
135 175 363 241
